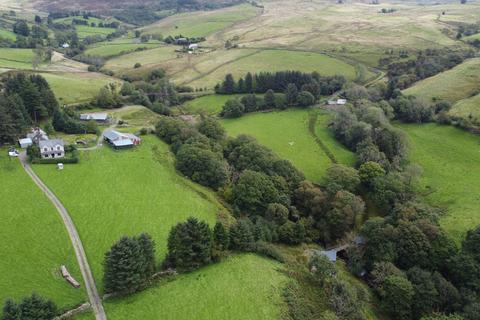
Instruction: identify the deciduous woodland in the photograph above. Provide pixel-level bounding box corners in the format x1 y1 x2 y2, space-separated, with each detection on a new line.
1 0 480 319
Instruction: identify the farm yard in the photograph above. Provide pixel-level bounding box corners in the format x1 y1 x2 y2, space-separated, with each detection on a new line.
0 153 85 309
32 136 221 292
399 123 480 243
103 254 287 320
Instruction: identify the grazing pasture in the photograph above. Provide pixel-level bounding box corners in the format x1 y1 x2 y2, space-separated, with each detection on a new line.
0 48 34 69
399 123 480 243
40 72 121 104
33 136 220 292
85 40 162 58
221 109 335 182
0 153 85 308
450 93 480 124
104 46 177 73
103 254 287 320
403 58 480 103
182 94 244 115
75 25 116 39
0 27 16 40
314 110 356 167
186 49 358 88
140 4 260 38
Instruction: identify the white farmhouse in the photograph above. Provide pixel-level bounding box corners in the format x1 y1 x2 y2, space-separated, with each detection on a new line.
39 139 65 159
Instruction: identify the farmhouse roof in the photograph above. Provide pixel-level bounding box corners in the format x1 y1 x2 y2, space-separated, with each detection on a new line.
39 139 64 149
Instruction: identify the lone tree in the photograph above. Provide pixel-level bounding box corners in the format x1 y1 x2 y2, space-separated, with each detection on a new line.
166 217 213 272
103 234 156 295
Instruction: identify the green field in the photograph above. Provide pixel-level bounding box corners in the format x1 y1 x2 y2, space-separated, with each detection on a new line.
33 136 220 292
75 25 116 39
399 123 480 243
0 153 85 308
182 94 245 115
104 46 177 73
0 27 16 40
0 48 34 69
186 49 358 88
403 58 480 103
85 40 162 58
221 109 346 182
449 93 480 124
140 4 259 38
315 110 356 167
103 254 287 320
40 72 122 104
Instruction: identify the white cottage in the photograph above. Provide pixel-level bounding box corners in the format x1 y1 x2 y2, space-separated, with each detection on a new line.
39 139 65 159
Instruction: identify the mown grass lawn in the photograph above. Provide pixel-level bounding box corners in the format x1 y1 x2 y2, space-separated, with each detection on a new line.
221 109 334 182
398 123 480 243
0 153 85 309
103 254 287 320
33 136 220 292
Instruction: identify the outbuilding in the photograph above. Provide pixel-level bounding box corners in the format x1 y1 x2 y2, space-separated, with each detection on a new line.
19 138 33 149
103 129 141 149
80 113 109 123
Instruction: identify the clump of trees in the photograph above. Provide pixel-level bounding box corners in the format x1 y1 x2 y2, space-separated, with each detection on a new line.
103 233 156 295
1 293 57 320
215 71 346 96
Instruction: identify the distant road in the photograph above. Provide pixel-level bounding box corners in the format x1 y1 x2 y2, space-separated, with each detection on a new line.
19 153 107 320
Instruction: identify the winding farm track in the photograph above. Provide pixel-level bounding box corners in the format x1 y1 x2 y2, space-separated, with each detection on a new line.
18 153 107 320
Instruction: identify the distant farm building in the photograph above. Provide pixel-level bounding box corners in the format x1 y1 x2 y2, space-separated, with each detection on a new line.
188 43 199 51
61 43 70 49
104 130 141 149
18 138 33 149
327 99 347 106
175 38 188 45
39 139 65 159
80 112 109 123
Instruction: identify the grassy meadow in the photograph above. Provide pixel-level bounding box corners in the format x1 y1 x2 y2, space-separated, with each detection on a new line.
182 94 244 115
85 39 162 58
40 72 122 104
103 254 287 320
0 27 16 40
186 49 358 88
403 58 480 103
33 136 221 292
314 110 356 167
221 109 336 182
0 153 85 308
104 46 177 73
399 123 480 243
449 93 480 124
0 48 34 69
140 4 260 38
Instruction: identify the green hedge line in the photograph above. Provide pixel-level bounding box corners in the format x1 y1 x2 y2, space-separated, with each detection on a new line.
31 157 79 164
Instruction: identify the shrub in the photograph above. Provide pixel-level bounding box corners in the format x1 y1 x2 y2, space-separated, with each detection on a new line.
254 242 285 263
134 62 142 68
297 91 315 107
221 99 245 118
